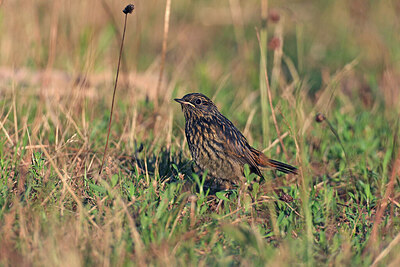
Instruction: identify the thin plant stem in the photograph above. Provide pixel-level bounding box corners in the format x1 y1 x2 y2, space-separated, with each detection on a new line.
259 0 270 147
155 0 172 109
256 31 288 161
99 5 134 175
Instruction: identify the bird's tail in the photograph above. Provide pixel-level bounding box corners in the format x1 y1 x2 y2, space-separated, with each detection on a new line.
252 148 298 174
265 159 298 174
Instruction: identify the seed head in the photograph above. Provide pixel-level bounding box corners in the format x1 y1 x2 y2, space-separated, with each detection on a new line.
269 10 280 23
268 37 281 50
123 4 134 14
315 113 326 123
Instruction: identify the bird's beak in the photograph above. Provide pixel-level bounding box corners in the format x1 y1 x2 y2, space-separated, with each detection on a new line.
174 98 195 107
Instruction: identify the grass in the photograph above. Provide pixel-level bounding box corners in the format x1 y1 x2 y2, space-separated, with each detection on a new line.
1 0 400 266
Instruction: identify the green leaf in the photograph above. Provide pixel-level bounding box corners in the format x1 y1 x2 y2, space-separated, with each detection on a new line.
216 191 230 202
243 164 250 177
111 174 118 187
89 183 107 194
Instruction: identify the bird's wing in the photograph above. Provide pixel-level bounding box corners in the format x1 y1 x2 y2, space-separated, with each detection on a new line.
213 115 264 178
211 113 298 176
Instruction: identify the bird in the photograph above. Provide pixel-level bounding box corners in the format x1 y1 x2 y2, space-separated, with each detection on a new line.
175 93 297 187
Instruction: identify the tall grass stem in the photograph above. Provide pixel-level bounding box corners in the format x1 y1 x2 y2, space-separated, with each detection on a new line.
99 5 134 175
259 0 270 147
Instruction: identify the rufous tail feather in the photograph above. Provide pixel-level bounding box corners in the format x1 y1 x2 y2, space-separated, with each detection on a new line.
253 148 298 174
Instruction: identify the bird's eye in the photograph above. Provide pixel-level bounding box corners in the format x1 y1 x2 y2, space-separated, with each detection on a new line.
195 99 202 105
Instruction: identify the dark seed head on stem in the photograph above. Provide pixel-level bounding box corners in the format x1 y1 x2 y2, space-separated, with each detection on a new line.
315 113 326 123
99 3 134 175
123 4 134 14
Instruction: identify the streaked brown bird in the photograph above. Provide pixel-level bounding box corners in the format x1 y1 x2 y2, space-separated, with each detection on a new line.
175 93 297 187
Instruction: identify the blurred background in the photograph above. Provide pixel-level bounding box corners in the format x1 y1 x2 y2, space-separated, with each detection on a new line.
1 0 399 168
1 0 400 169
1 0 399 105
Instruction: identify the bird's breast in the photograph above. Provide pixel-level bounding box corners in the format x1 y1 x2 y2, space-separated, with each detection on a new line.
185 117 237 177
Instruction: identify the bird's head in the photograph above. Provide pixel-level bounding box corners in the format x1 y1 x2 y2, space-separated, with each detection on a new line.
174 93 218 120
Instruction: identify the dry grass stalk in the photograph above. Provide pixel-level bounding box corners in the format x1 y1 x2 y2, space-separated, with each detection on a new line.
99 5 134 175
155 0 172 109
367 148 400 257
